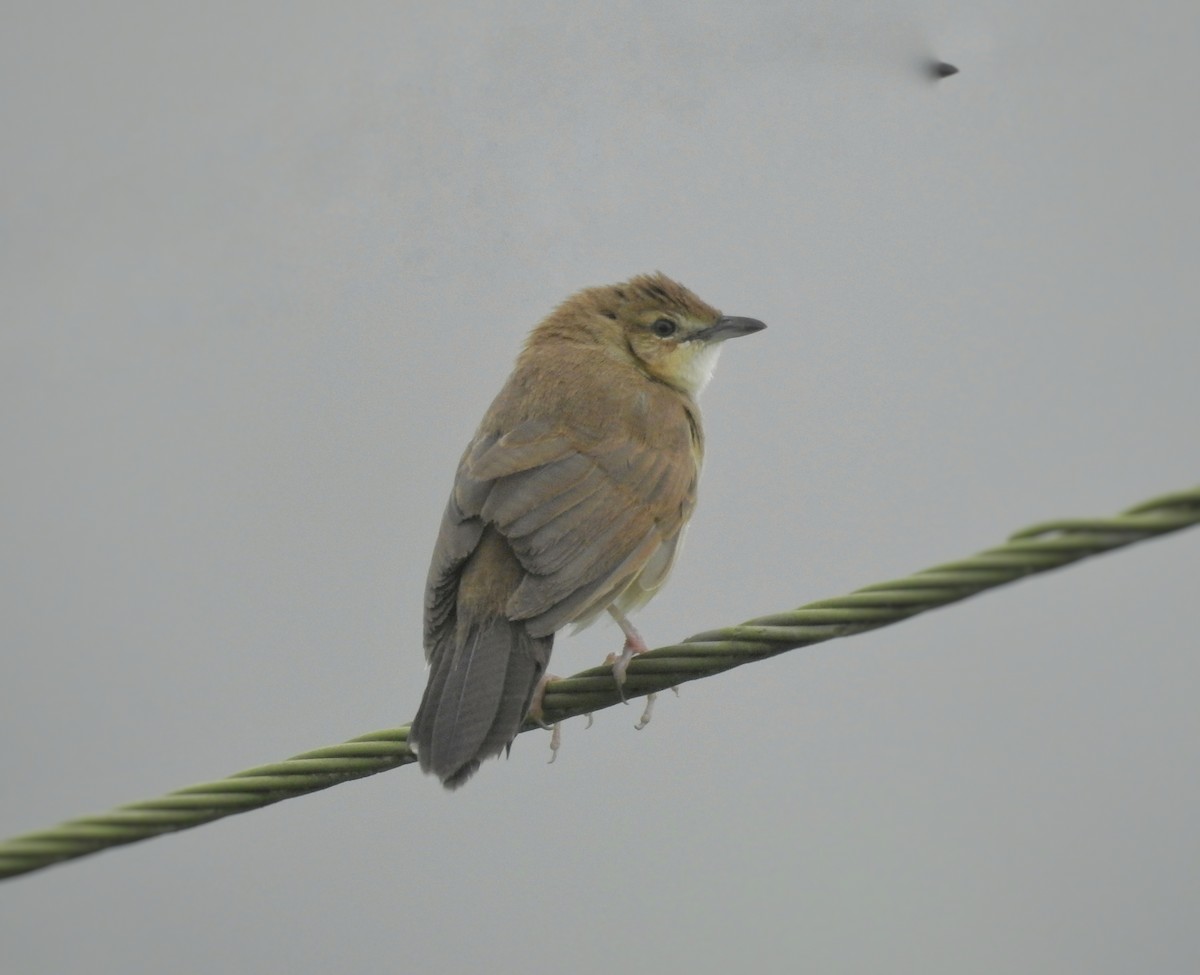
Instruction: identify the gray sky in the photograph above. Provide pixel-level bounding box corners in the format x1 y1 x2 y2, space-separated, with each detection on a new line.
3 2 1199 972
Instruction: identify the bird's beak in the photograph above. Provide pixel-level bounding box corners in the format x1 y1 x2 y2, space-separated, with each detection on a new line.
692 316 767 343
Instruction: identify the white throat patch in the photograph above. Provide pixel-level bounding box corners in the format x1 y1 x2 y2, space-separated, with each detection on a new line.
680 342 722 396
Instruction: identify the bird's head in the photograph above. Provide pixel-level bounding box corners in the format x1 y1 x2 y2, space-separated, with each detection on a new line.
534 272 766 397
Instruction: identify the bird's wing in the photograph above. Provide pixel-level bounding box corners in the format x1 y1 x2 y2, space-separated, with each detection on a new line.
422 480 484 661
423 424 572 657
426 417 697 643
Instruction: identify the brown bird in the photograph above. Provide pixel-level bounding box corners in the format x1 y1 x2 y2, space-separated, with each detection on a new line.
409 273 765 788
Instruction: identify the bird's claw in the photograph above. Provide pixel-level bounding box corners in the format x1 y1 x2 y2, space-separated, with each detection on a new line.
634 692 657 730
527 671 560 728
604 647 637 703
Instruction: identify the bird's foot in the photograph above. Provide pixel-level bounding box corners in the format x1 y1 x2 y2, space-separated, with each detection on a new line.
604 618 650 703
635 685 679 730
527 671 560 728
527 672 563 764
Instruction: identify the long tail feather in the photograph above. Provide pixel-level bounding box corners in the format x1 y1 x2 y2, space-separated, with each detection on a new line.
411 617 551 788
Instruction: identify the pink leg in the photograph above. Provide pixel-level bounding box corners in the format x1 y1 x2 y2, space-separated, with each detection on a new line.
604 606 650 702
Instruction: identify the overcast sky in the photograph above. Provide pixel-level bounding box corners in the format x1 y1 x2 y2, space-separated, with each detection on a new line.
3 2 1199 972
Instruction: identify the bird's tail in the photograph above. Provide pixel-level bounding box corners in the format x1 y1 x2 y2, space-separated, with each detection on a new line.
410 617 552 789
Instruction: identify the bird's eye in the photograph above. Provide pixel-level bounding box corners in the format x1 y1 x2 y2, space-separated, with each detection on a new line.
651 318 677 338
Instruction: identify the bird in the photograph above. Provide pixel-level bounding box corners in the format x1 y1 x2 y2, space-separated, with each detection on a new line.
409 273 765 788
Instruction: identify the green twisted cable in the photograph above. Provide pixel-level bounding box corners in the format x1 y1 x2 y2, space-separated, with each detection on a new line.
2 486 1197 882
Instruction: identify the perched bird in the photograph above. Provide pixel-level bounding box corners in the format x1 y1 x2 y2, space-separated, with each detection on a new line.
409 273 765 788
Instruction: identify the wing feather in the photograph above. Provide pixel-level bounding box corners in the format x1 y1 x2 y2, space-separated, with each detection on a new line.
424 400 698 665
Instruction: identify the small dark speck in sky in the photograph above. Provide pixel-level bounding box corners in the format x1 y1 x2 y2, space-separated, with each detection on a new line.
928 60 959 79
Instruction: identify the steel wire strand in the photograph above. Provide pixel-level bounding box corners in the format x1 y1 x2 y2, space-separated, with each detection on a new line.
2 486 1197 881
539 490 1199 718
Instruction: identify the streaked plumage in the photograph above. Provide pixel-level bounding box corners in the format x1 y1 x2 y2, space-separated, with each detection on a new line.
410 273 764 787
